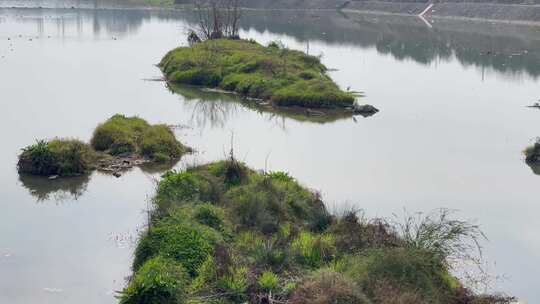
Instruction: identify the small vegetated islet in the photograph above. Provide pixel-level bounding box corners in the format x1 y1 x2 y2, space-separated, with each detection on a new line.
159 39 359 110
119 158 513 304
524 139 540 163
17 114 189 177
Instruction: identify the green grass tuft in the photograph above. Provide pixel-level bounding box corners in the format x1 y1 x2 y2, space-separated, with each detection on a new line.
17 139 95 177
133 213 221 276
119 256 189 304
258 271 280 291
91 114 186 160
338 248 459 303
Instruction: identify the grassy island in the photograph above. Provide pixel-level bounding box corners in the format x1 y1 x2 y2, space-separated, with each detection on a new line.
119 159 508 304
524 140 540 164
160 39 359 110
17 115 189 178
91 114 187 162
18 139 96 177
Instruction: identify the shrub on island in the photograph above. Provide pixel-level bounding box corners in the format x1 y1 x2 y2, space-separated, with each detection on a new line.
17 139 95 177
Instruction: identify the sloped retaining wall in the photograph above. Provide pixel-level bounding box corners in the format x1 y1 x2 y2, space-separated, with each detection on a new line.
343 1 540 22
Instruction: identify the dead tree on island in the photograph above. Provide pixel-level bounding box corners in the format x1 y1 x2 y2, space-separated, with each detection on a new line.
191 0 241 42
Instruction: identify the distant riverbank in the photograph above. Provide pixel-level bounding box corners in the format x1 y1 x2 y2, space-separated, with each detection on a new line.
3 0 540 24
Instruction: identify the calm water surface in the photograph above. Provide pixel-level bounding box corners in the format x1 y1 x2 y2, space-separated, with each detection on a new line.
1 3 540 303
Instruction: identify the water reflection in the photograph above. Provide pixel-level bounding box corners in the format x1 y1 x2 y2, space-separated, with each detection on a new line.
239 11 540 80
1 7 539 80
139 159 181 174
17 159 179 203
18 173 90 203
167 83 358 127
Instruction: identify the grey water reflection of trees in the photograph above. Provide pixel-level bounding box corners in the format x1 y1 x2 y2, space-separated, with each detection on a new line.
4 5 538 78
237 10 540 80
167 83 243 129
167 83 357 128
19 173 90 203
0 6 151 38
18 162 180 202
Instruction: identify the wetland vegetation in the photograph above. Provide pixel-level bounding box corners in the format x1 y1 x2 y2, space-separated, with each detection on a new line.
119 157 512 304
17 114 189 178
160 39 376 116
4 5 537 303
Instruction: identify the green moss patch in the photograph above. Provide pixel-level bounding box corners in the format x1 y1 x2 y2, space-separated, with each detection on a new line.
160 39 356 109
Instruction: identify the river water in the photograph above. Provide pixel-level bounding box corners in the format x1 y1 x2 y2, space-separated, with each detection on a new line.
1 3 539 303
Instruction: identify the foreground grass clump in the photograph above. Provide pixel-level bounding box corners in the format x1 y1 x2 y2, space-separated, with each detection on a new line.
91 114 187 161
17 139 96 177
160 39 356 109
121 159 511 304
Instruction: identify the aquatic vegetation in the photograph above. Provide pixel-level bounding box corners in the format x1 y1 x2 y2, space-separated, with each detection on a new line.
17 139 96 177
122 159 502 304
119 256 189 304
160 39 358 110
18 114 189 178
91 114 187 161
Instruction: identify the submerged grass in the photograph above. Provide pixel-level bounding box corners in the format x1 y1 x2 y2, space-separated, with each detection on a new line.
160 39 356 109
121 159 507 304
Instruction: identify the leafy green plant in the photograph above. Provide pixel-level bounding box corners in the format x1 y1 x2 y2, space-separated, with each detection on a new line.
193 203 226 230
18 139 95 176
190 256 218 293
218 266 248 298
291 231 335 268
396 209 485 265
119 256 188 304
133 218 219 276
225 174 327 234
258 271 279 291
154 171 215 213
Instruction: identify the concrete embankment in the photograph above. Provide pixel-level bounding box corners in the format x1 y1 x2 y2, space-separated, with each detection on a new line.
343 1 540 23
233 0 540 23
